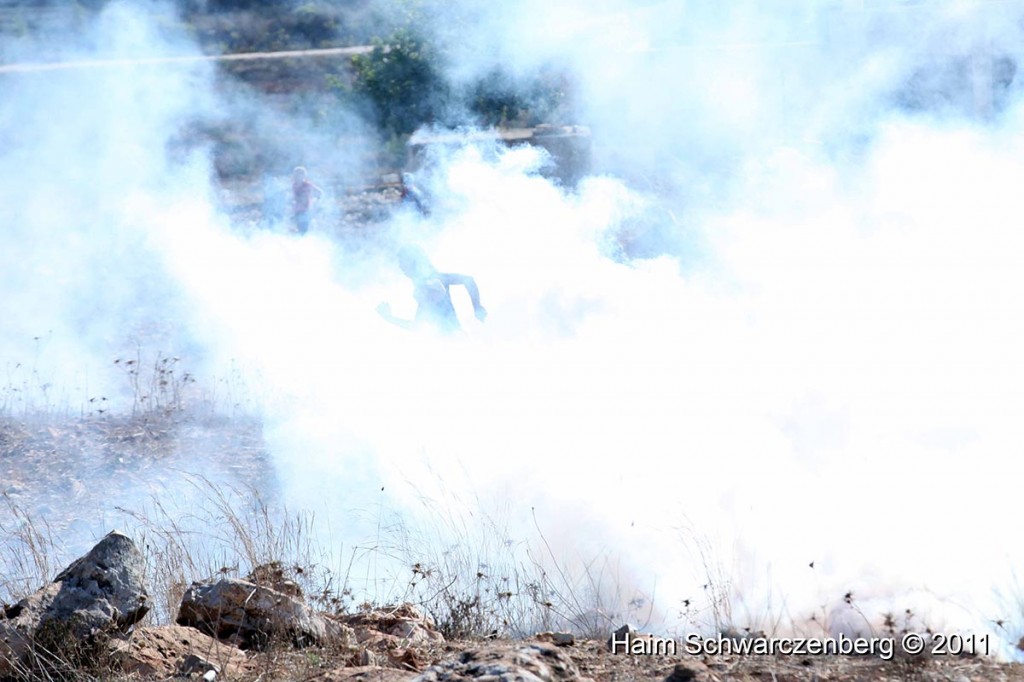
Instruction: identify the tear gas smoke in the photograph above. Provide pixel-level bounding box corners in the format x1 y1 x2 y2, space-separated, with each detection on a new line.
4 0 1024 657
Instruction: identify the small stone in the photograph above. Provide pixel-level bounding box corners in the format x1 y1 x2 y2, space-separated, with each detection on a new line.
179 652 219 676
606 624 636 652
664 662 711 682
535 632 575 646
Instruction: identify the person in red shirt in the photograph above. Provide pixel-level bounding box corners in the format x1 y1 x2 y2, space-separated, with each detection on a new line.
291 166 323 235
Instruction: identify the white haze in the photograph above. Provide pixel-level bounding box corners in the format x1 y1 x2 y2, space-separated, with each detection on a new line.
4 0 1024 657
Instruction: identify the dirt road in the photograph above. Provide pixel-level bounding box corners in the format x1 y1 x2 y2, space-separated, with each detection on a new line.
0 45 373 74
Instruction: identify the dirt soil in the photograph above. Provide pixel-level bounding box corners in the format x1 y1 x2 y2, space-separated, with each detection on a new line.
152 635 1024 682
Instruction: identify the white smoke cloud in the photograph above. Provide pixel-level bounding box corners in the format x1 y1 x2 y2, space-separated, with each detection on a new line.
310 0 1024 648
6 0 1024 658
0 2 218 412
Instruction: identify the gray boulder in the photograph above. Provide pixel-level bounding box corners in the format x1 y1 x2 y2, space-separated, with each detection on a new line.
43 530 150 636
0 531 150 677
176 578 355 650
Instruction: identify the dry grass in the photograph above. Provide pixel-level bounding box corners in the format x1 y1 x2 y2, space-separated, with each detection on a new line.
4 453 655 643
7 470 1024 681
366 484 656 641
4 355 1024 681
115 475 359 625
0 493 58 602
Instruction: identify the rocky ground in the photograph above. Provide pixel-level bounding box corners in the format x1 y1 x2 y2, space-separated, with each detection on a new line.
216 173 411 236
4 522 1024 681
0 412 274 566
5 414 1024 682
4 406 1024 682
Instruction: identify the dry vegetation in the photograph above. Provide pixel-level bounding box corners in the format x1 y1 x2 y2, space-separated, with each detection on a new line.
6 389 1024 681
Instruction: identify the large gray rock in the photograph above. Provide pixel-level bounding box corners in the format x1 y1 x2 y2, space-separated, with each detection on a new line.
0 531 150 677
43 530 150 636
176 578 355 650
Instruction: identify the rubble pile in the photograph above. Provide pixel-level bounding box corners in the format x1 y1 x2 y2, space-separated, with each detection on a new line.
0 533 447 680
3 533 1016 681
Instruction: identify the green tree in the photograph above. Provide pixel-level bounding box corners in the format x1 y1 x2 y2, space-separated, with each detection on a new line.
469 67 572 127
350 29 447 137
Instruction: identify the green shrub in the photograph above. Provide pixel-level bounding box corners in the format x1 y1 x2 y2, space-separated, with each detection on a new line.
351 29 448 137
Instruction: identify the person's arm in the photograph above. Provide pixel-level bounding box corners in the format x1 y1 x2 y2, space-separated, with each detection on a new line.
376 302 413 329
442 273 487 321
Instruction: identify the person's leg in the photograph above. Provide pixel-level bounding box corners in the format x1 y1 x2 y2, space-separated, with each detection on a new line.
295 212 310 235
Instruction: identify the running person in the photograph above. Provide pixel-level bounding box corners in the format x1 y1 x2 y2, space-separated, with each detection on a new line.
377 246 487 333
